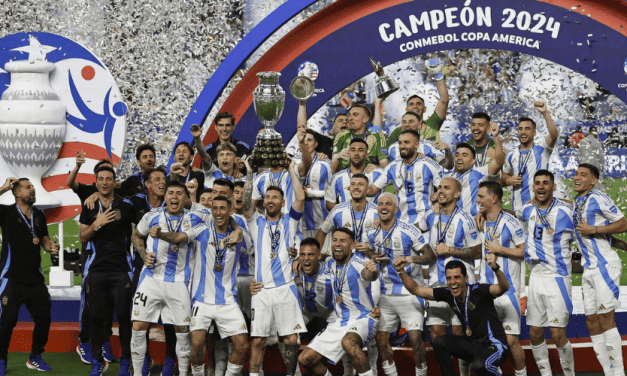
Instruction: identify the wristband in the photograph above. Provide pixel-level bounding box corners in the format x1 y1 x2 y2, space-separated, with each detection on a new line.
397 270 406 275
491 264 500 272
433 71 444 80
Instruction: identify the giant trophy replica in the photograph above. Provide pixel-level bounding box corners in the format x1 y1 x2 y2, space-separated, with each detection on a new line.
370 57 400 99
0 35 66 207
251 72 289 168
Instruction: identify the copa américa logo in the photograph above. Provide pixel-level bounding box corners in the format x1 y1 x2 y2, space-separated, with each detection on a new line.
0 32 127 222
624 58 627 74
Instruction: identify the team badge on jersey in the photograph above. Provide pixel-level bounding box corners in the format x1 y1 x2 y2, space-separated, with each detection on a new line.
415 173 421 180
114 209 121 220
1 296 7 306
306 282 313 291
394 239 401 249
385 238 391 247
317 285 324 293
407 171 412 180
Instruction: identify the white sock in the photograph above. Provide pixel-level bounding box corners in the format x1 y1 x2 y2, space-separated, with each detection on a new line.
225 362 243 376
192 364 205 376
592 333 614 375
415 363 427 376
131 330 147 376
250 373 259 376
382 361 397 376
342 354 354 376
458 359 470 376
530 342 552 376
358 370 374 376
556 341 575 376
605 328 625 375
176 332 191 374
367 341 378 374
514 367 527 376
215 339 229 376
294 363 303 376
324 369 332 376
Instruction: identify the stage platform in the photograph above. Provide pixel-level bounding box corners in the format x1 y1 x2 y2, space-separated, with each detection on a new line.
11 286 627 375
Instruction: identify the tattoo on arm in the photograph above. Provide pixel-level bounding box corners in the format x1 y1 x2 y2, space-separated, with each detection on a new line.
242 170 254 216
158 232 179 243
194 136 213 171
411 244 436 265
448 243 482 260
132 229 147 260
174 325 190 333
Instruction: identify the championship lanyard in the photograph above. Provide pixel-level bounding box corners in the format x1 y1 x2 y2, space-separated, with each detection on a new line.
349 201 369 241
145 196 165 210
573 191 593 225
183 169 192 184
266 215 282 259
437 207 459 244
139 172 145 189
534 198 557 234
16 205 38 244
304 154 319 187
373 220 398 256
165 212 184 252
453 286 472 336
211 222 229 272
474 143 489 167
483 210 504 242
334 254 353 304
517 147 533 176
455 169 472 188
270 170 286 188
348 165 367 179
350 131 370 143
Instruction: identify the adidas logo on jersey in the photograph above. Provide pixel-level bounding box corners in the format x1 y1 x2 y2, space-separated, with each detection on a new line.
607 346 614 351
550 318 559 324
183 317 190 322
599 304 606 310
350 327 358 331
240 325 246 331
504 325 511 331
294 324 302 330
125 283 131 288
410 322 418 327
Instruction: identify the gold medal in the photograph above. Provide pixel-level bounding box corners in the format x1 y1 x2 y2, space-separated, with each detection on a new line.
466 328 472 336
171 245 179 252
33 237 39 245
270 252 277 259
336 296 343 304
218 239 226 249
214 263 222 272
547 228 554 234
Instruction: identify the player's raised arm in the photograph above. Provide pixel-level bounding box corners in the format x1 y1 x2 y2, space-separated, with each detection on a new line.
394 256 435 300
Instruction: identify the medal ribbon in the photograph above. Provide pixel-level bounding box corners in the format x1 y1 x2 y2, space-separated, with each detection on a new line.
333 254 354 303
349 201 369 241
372 220 398 257
304 154 319 187
270 170 286 187
455 169 473 187
211 222 230 266
474 143 490 167
15 205 37 240
347 165 367 180
573 190 593 225
266 216 282 255
534 198 557 231
453 286 471 335
517 147 533 176
483 210 504 242
437 207 459 244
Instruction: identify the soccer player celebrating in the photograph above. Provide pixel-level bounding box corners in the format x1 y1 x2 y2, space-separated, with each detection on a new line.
513 170 576 376
467 112 505 168
130 181 203 376
0 178 59 374
368 129 442 223
188 195 254 376
501 101 558 211
242 157 306 376
572 163 627 375
169 141 205 201
192 124 243 188
394 257 510 376
298 228 380 376
327 139 382 210
364 193 435 376
475 181 527 376
318 174 378 255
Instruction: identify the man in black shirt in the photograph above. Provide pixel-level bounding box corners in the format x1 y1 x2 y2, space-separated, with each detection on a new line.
394 256 510 376
169 141 205 202
79 166 137 376
204 112 252 161
0 177 59 374
121 143 157 195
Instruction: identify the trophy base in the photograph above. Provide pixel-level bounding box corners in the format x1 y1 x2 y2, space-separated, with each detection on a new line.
375 77 400 99
252 134 288 169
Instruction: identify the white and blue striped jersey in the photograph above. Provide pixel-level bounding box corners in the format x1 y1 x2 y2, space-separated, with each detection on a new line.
374 157 441 224
320 201 379 241
325 167 383 206
517 199 574 277
295 261 335 320
442 165 491 216
293 155 332 231
478 211 525 296
388 140 446 164
135 208 205 283
419 209 481 286
503 138 553 210
247 208 304 288
365 220 429 295
190 222 254 305
327 256 375 325
252 167 295 214
203 163 245 188
572 190 625 269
